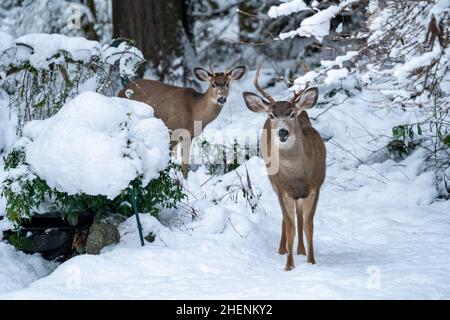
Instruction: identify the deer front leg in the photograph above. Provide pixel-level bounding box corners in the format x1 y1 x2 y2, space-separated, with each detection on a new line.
180 139 191 179
296 198 306 255
303 190 320 264
278 217 287 255
171 129 192 179
282 193 296 271
275 191 288 255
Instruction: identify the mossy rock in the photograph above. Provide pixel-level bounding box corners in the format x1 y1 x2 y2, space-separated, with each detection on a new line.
86 222 120 255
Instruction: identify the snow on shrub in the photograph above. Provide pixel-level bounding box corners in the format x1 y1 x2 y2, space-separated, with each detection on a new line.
24 92 169 198
0 32 144 134
1 92 185 227
266 0 450 197
365 0 450 196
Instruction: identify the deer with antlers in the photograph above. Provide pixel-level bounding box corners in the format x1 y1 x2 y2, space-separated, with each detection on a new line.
242 65 326 270
118 65 246 178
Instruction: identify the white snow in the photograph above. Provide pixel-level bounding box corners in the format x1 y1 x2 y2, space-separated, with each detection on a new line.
15 33 99 69
21 92 169 199
0 242 56 294
393 46 443 82
430 0 450 16
321 51 359 68
278 0 358 42
0 97 17 155
268 0 309 19
1 33 143 78
0 31 14 52
1 69 450 299
324 68 349 85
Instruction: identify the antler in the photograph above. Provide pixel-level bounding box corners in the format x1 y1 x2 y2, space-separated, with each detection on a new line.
209 63 216 76
254 64 275 104
290 86 308 105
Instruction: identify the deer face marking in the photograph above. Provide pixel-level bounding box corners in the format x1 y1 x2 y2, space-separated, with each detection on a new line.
268 102 297 143
194 65 246 106
242 65 318 146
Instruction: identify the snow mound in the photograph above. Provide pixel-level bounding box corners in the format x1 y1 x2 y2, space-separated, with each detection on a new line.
0 242 56 293
15 33 99 69
21 92 170 199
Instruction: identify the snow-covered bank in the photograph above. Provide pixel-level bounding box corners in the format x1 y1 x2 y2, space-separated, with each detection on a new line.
1 66 450 299
1 68 449 298
0 242 56 293
1 153 449 299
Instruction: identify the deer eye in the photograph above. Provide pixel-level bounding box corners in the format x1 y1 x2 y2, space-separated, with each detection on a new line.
225 82 230 87
211 83 216 88
269 113 275 120
290 112 296 118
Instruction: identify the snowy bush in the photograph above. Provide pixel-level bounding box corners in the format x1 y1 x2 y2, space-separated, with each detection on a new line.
0 32 143 133
0 0 112 43
364 0 450 196
269 0 359 42
1 92 185 227
266 0 450 197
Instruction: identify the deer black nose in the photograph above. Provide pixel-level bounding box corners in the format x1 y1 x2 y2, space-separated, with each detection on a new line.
218 97 226 105
278 129 289 142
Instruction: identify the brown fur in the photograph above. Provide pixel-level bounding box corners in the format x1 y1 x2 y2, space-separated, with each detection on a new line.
263 110 325 269
243 83 326 270
118 79 223 137
118 66 246 178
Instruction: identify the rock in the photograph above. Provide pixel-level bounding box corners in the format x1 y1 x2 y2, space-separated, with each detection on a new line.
86 222 120 255
97 213 127 228
6 229 73 261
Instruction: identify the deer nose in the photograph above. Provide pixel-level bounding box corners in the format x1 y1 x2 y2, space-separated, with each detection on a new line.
278 129 289 142
217 97 227 105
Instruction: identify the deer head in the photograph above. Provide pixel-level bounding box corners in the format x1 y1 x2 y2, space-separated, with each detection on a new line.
194 65 246 105
243 65 318 145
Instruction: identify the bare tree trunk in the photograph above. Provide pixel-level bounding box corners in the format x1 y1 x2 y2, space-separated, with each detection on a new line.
112 0 196 85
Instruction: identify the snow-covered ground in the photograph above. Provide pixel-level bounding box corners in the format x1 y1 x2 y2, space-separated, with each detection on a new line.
1 69 450 299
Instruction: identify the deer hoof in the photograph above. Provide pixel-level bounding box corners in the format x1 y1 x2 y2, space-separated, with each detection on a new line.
307 257 316 265
278 247 288 255
285 264 295 271
297 246 306 255
285 254 295 270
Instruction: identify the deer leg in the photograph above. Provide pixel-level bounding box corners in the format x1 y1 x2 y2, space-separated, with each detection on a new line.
170 141 178 160
304 190 320 264
278 217 287 255
276 191 288 255
282 193 296 271
181 141 191 179
296 198 306 255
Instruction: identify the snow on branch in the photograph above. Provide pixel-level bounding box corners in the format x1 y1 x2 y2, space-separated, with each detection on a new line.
268 0 310 19
271 0 358 42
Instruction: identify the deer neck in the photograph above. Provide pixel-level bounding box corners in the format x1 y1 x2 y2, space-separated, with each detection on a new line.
193 86 223 129
277 124 308 172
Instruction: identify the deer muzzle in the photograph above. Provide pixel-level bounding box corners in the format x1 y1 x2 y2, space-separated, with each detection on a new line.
217 96 227 105
278 129 289 143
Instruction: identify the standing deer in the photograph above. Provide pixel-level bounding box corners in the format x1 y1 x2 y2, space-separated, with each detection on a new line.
118 65 246 178
242 65 326 270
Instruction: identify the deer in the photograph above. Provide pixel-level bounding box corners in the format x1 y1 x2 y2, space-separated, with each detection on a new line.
118 65 246 178
242 65 326 271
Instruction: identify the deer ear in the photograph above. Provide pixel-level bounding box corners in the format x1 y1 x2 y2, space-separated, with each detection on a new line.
295 87 318 111
194 67 211 82
243 92 270 113
228 65 246 80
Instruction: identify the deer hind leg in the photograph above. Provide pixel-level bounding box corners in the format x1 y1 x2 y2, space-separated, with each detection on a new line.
296 198 306 255
304 190 320 264
282 193 296 271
